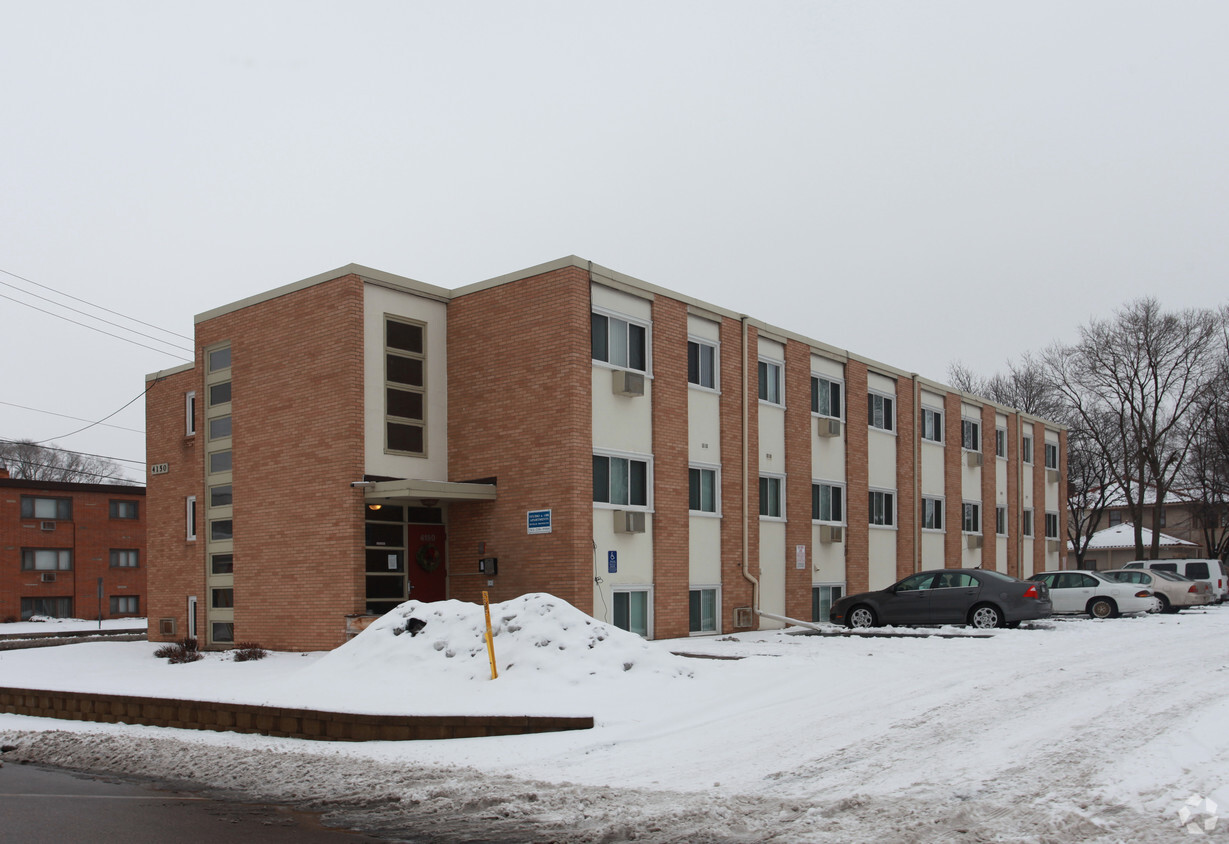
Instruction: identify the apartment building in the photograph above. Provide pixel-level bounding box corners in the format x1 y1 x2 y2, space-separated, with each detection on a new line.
145 258 1067 651
0 464 146 622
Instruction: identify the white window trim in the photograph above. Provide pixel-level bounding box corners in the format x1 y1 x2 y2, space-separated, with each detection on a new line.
1044 441 1060 471
961 418 981 453
687 335 720 394
1022 435 1034 464
757 357 785 407
592 306 653 376
592 448 654 512
759 473 786 521
996 505 1008 537
1022 508 1034 537
868 390 896 435
811 479 846 525
962 500 982 535
810 374 844 421
995 427 1007 459
1045 510 1060 540
921 495 945 532
612 586 654 639
186 495 197 541
920 406 944 444
868 487 897 529
185 391 197 436
688 584 721 636
688 462 722 517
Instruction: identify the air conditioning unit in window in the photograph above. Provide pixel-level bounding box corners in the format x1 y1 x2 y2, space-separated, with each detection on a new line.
613 510 646 534
612 370 645 397
1046 469 1059 483
40 572 56 583
40 521 56 531
817 418 842 438
966 534 983 550
818 525 844 544
733 606 754 628
966 452 983 468
1046 539 1061 553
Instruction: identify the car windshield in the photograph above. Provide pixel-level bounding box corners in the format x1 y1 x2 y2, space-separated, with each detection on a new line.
970 569 1023 584
1153 570 1193 582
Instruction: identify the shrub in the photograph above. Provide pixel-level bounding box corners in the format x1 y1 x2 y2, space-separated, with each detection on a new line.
154 638 203 664
231 642 267 662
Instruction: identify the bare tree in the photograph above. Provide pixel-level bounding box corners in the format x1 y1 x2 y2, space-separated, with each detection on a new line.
1065 421 1116 568
0 439 130 484
948 354 1066 421
1041 298 1223 560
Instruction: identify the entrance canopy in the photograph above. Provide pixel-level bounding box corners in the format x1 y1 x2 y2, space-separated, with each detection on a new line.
361 477 496 505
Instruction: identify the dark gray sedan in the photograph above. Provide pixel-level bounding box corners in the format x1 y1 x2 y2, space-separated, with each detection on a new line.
829 568 1053 629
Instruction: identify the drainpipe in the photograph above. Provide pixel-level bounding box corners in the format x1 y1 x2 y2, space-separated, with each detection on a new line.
741 316 759 615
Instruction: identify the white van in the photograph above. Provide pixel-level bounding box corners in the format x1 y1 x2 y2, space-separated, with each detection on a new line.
1123 558 1228 603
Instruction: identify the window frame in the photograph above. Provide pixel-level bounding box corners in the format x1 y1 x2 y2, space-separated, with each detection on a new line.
996 506 1008 536
186 391 197 436
811 480 845 524
591 308 650 373
868 391 895 433
109 549 140 568
688 586 720 635
1045 442 1059 470
995 427 1007 459
688 464 720 515
962 501 981 535
1021 434 1033 464
1045 511 1060 540
921 496 944 531
612 588 652 638
592 450 652 510
757 358 784 406
687 337 718 391
812 584 845 623
1022 508 1034 537
759 474 785 520
961 418 981 452
186 495 197 541
20 496 73 520
921 407 943 443
868 488 896 528
810 375 843 420
109 499 139 520
21 548 73 571
110 595 140 615
384 314 428 457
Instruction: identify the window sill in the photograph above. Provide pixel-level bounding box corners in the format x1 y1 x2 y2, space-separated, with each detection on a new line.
759 516 787 523
869 524 898 531
687 383 720 395
689 510 722 519
758 400 785 409
592 360 653 378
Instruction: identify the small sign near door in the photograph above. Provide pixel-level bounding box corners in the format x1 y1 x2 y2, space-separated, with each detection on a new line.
608 551 617 573
796 545 807 570
527 509 552 534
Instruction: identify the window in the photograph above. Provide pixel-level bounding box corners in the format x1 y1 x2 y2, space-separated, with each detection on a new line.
209 484 232 507
811 376 842 419
186 391 196 436
996 427 1007 458
921 408 943 442
812 585 844 623
922 497 943 531
689 588 718 633
1158 508 1167 528
591 312 647 372
208 346 231 372
759 475 783 518
208 450 232 473
21 597 71 620
1108 510 1122 527
109 500 139 519
868 392 895 432
386 316 427 456
869 489 895 527
110 596 139 615
20 496 71 520
186 496 197 541
688 340 716 389
1045 512 1059 540
962 502 981 534
996 506 1007 536
961 419 980 452
1045 442 1059 470
208 381 231 406
758 359 783 405
1021 435 1033 464
613 590 649 637
212 588 234 609
21 549 72 570
211 554 234 574
812 482 844 523
593 454 649 507
212 622 235 643
1022 509 1034 537
209 415 232 440
210 519 233 541
110 549 139 568
689 466 718 513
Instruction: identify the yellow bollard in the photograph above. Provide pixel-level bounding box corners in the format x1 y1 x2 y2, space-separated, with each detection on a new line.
482 591 498 680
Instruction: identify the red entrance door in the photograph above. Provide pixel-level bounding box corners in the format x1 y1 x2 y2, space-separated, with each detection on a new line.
407 525 447 602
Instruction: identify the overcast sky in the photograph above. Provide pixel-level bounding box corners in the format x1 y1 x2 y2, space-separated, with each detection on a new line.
3 1 1227 482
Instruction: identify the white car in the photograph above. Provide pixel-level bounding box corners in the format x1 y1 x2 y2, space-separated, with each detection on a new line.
1028 571 1154 618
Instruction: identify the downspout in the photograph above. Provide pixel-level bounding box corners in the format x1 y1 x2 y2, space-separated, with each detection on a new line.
741 316 759 615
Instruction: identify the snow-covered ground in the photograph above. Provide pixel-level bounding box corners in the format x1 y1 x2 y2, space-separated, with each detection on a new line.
2 593 1227 842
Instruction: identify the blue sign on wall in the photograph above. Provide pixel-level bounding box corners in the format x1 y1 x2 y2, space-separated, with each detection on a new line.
608 551 617 573
527 509 552 534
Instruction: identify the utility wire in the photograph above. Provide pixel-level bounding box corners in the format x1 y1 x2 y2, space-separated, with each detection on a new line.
0 266 193 342
0 437 146 468
0 453 142 485
32 381 158 445
0 291 193 360
0 400 145 435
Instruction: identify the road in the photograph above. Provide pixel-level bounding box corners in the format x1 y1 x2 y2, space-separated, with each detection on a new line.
0 761 394 843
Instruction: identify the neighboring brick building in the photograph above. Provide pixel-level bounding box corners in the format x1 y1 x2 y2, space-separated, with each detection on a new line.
145 258 1067 651
0 464 146 622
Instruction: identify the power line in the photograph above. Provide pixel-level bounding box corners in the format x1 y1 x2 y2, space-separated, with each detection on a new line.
0 438 146 468
32 381 159 445
0 452 143 485
0 400 145 435
0 291 193 360
0 266 193 342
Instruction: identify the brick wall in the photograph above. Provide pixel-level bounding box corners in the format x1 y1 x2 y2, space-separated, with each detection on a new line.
894 376 917 580
981 403 998 570
719 317 751 628
943 392 963 567
447 267 594 613
784 339 813 620
1006 413 1020 578
650 296 690 638
844 361 869 594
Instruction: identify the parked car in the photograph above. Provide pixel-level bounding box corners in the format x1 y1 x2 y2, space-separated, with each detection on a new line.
1100 568 1213 613
829 568 1052 630
1121 558 1228 603
1028 571 1153 618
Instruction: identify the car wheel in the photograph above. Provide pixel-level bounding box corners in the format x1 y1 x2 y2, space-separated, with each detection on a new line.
1154 594 1172 614
1088 597 1116 619
846 606 877 629
969 604 1003 629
